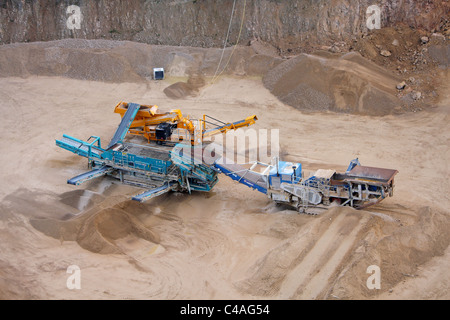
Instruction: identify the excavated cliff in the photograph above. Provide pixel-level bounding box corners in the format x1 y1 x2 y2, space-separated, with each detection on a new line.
1 0 448 50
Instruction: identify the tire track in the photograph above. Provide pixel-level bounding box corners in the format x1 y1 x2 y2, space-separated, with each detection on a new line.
297 214 370 299
277 211 369 299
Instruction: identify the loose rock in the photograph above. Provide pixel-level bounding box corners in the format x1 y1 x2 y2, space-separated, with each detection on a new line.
380 50 392 57
411 91 422 100
396 81 407 90
431 33 445 41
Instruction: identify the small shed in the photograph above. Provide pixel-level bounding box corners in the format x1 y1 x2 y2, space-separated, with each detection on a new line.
153 68 164 80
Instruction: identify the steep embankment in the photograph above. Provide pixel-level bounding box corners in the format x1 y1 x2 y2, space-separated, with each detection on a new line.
0 39 275 81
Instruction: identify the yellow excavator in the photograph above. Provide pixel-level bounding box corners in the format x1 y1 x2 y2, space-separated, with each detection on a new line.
114 101 258 145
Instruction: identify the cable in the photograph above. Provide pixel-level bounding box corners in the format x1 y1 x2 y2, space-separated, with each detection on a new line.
211 0 236 82
211 0 246 84
188 0 247 141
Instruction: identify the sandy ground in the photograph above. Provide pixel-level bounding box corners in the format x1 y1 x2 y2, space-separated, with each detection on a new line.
0 70 448 299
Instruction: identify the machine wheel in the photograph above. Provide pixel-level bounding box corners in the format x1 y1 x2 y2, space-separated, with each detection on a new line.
296 203 319 215
296 204 305 214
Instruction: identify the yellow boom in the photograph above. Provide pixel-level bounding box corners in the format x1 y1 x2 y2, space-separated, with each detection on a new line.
201 115 258 139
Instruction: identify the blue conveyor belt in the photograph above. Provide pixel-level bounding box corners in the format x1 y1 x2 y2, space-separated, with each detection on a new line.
56 136 103 159
213 158 267 194
107 102 141 149
132 181 176 202
67 166 113 185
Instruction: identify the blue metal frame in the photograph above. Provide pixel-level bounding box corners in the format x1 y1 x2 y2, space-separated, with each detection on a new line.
56 103 220 202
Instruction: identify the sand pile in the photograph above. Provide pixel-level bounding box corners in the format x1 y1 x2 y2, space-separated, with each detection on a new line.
163 74 206 99
32 203 160 255
76 207 160 254
236 204 450 299
1 188 159 255
263 52 402 116
330 205 450 299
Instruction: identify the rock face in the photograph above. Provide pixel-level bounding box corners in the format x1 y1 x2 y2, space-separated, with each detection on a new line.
0 0 448 48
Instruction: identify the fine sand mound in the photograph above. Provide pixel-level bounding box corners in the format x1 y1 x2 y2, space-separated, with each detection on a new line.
31 206 160 255
163 74 206 99
263 52 402 116
237 205 450 299
332 206 450 299
1 188 159 255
